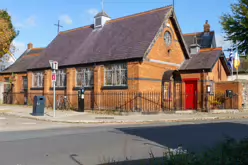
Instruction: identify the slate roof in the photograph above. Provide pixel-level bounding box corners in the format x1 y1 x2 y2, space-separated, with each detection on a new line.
0 48 44 74
179 48 231 75
183 31 215 51
94 11 111 18
29 6 189 70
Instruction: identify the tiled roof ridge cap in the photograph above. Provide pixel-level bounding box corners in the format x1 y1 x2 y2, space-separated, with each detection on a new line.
30 48 44 50
199 47 222 52
60 5 172 34
107 5 172 24
183 31 215 36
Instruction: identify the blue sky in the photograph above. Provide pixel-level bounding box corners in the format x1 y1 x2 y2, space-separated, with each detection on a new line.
2 0 235 58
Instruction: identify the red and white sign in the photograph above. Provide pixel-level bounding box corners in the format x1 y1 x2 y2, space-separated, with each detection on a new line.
49 60 58 70
52 73 56 82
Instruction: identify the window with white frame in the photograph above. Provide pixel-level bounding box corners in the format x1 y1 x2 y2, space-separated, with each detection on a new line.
76 67 94 87
0 65 5 71
55 69 66 87
32 71 44 88
104 63 127 86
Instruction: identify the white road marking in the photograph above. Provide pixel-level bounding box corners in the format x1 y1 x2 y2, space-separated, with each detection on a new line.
0 117 6 120
21 123 37 125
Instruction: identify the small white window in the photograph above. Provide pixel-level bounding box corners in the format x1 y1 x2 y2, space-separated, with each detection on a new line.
0 65 5 71
76 67 94 87
104 63 127 86
32 71 44 87
95 17 102 27
164 31 172 46
55 69 66 87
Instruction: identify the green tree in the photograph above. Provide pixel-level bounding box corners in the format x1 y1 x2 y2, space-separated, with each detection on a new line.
0 10 18 57
220 0 248 54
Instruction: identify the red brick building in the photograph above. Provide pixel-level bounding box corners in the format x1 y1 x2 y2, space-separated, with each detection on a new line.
0 6 235 112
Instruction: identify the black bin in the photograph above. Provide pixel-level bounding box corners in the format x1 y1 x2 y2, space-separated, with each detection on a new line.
78 89 85 112
33 96 46 116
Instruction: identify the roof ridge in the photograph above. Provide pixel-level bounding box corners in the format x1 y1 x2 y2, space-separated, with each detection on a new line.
108 5 172 24
183 31 215 36
31 48 44 50
60 25 92 34
200 47 222 52
59 5 172 34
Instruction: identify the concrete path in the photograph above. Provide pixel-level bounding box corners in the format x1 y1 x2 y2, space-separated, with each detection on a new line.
0 114 80 132
0 105 248 124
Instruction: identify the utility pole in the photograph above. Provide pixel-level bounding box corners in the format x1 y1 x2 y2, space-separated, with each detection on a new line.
49 60 58 117
54 20 63 34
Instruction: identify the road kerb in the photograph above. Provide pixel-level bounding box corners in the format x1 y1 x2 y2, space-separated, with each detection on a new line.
1 111 248 124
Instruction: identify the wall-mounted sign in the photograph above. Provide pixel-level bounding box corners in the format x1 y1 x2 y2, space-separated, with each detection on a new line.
49 60 58 70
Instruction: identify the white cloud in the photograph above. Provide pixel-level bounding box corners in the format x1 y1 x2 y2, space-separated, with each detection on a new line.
25 16 36 26
82 8 99 24
215 34 232 52
15 22 25 28
59 14 73 25
12 40 26 58
86 8 99 16
14 15 37 29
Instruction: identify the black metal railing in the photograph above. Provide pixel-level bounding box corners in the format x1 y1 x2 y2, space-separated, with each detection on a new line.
2 91 240 112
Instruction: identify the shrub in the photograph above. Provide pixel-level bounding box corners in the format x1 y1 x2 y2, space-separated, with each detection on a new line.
157 138 248 165
105 138 248 165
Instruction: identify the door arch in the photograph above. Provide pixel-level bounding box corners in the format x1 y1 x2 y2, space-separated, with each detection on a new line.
161 70 182 111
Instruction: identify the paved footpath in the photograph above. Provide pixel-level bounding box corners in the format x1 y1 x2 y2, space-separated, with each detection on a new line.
1 105 248 124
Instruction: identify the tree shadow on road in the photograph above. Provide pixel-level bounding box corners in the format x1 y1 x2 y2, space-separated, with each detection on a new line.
117 122 248 152
98 122 248 165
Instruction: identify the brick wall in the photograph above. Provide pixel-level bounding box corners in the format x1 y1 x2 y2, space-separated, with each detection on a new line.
209 59 228 82
147 19 185 64
215 81 243 109
138 18 185 92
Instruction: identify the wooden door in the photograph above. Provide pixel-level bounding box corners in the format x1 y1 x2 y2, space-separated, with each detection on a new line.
185 81 197 109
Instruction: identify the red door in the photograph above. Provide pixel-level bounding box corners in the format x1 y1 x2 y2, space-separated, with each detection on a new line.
185 81 197 109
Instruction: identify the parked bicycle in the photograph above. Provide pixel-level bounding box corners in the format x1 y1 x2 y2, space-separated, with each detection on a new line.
56 95 70 110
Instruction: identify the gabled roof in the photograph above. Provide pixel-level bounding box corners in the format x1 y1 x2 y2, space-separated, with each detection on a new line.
179 48 231 75
183 31 215 50
0 48 44 74
29 6 189 70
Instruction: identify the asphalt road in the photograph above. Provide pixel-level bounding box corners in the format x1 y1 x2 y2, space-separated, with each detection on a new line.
1 115 248 165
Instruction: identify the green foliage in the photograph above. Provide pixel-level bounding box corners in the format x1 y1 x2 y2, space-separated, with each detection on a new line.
160 138 248 165
105 138 248 165
220 0 248 54
210 93 226 108
0 9 19 57
8 72 16 84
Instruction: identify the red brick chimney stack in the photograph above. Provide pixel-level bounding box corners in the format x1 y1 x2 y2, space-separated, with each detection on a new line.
27 43 33 49
204 20 210 33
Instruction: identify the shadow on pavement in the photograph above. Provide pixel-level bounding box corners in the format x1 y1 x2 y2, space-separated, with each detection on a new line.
98 122 248 165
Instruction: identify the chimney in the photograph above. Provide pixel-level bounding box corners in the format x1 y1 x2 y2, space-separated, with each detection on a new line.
190 44 200 55
27 43 33 49
94 11 111 29
204 20 210 33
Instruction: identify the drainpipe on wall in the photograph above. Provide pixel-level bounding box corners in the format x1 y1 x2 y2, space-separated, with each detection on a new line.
203 69 209 112
202 69 206 111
